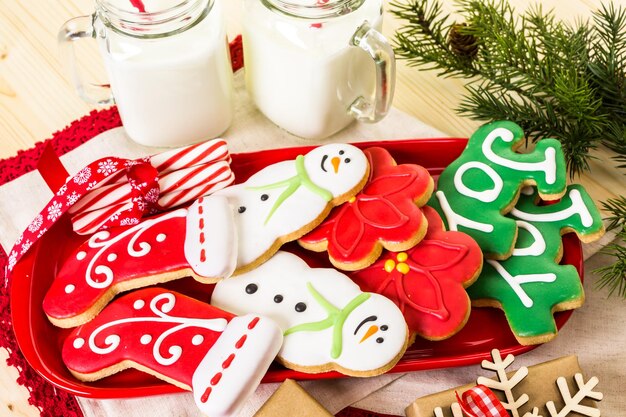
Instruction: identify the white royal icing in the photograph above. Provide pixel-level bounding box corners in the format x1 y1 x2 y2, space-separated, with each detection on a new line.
511 189 593 227
184 196 238 280
82 209 188 290
482 127 558 184
65 285 75 294
84 292 228 366
192 315 283 417
486 260 557 308
512 221 546 257
453 161 504 203
436 191 494 233
212 251 408 373
214 144 368 269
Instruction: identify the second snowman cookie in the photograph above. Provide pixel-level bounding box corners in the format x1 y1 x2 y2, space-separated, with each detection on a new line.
211 251 409 377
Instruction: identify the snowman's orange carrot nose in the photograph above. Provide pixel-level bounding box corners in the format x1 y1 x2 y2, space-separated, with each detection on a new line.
359 325 379 343
331 156 341 173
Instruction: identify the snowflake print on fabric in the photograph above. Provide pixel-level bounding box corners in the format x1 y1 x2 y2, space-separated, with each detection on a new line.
350 206 483 341
27 215 43 232
73 167 92 185
300 147 434 271
47 201 63 221
97 159 118 176
66 192 80 206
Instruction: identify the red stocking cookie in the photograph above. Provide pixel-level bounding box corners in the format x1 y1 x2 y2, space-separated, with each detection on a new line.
299 147 434 270
44 196 237 327
62 288 282 417
350 206 483 341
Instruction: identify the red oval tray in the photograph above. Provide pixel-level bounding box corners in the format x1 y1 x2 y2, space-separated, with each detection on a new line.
10 138 582 399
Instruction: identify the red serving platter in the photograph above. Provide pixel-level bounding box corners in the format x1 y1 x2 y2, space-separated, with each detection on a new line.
10 138 583 399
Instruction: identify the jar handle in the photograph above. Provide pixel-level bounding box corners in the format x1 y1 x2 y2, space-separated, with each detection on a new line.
58 15 114 105
349 21 396 122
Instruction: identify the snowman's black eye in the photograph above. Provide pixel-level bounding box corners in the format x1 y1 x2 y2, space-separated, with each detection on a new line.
376 337 384 344
245 283 258 294
261 194 269 201
295 302 307 312
274 294 283 303
238 206 246 214
339 150 345 155
345 158 351 163
380 325 388 331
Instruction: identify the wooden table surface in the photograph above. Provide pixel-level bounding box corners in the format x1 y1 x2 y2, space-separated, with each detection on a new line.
1 0 623 415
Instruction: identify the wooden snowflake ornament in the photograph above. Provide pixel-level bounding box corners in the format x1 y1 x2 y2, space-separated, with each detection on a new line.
407 350 603 417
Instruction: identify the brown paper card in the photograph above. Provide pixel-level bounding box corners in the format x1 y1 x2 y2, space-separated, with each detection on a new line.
406 355 598 417
254 379 333 417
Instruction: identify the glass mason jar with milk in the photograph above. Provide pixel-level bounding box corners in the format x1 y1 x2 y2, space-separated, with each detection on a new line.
242 0 395 139
59 0 233 147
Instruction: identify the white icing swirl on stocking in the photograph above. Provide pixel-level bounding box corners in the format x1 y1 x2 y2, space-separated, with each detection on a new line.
87 292 228 365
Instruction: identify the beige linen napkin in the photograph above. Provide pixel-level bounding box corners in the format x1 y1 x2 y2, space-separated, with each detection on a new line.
0 71 444 417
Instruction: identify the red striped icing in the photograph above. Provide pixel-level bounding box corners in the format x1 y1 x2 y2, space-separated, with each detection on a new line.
199 316 260 404
200 249 206 262
235 335 247 349
248 316 260 329
222 353 236 369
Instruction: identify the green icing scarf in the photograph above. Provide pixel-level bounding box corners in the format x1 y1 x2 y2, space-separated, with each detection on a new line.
250 155 333 225
284 282 371 359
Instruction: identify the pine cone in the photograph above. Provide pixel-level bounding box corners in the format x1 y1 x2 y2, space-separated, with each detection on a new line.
448 23 479 59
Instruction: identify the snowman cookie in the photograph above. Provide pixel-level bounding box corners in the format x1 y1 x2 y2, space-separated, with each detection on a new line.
211 251 409 377
299 147 434 271
214 143 369 273
44 144 369 328
62 288 283 417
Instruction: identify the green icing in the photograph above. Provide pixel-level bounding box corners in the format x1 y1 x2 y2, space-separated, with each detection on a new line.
467 184 604 341
428 120 567 258
250 155 333 225
284 282 371 359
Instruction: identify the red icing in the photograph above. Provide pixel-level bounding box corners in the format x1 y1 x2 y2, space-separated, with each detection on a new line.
300 147 433 268
61 288 235 388
350 206 483 340
248 316 260 330
200 249 207 263
222 353 236 369
235 334 247 349
201 386 212 403
210 372 223 385
43 209 191 324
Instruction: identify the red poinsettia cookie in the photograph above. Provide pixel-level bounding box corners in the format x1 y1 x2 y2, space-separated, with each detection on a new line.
350 206 483 341
299 147 434 271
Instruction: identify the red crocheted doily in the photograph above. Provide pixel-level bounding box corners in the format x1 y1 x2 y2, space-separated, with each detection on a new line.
0 36 396 417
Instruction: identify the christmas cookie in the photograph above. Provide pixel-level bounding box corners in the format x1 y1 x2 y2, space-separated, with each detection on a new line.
211 251 409 377
468 185 605 345
43 195 237 328
214 143 369 274
299 147 433 271
44 143 369 328
350 206 483 341
62 288 283 417
428 120 567 259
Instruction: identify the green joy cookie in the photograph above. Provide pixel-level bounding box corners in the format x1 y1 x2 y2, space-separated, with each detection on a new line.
467 184 605 345
429 120 567 259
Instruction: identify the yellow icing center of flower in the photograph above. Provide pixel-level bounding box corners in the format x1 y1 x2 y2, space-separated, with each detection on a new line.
349 196 356 204
383 253 410 274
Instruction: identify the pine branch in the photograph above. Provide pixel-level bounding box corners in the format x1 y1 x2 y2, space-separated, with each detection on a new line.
392 0 626 297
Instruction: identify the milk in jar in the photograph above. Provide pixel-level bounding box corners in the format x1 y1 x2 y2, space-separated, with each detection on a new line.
242 0 395 140
60 0 233 147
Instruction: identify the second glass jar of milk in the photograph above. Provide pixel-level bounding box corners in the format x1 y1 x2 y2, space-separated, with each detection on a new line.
242 0 396 139
60 0 233 147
